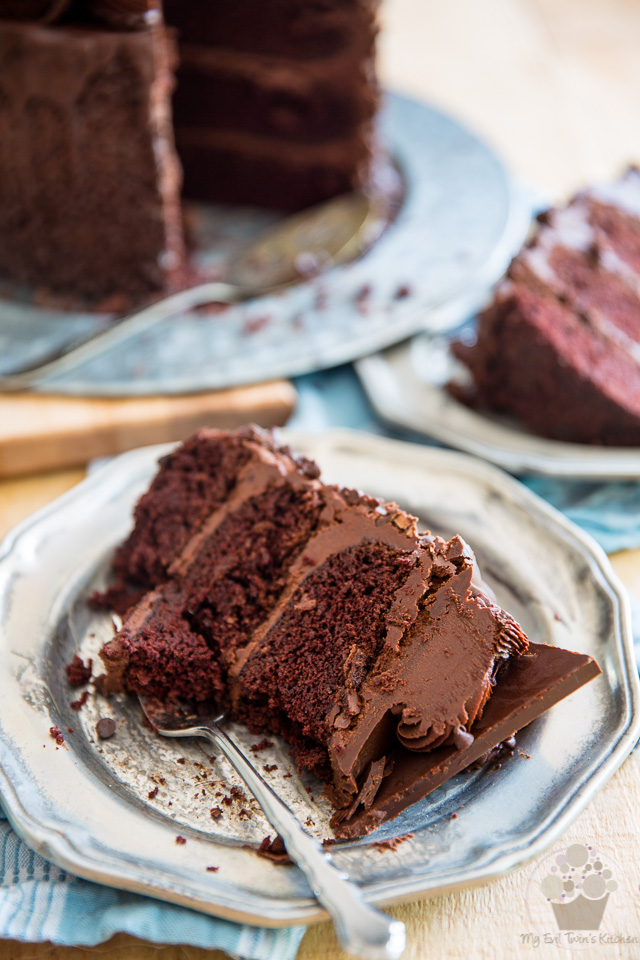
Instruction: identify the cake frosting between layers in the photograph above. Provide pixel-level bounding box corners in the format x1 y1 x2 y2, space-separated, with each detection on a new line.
97 427 600 836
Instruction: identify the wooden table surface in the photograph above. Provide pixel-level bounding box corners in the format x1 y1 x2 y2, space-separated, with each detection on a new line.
2 0 640 957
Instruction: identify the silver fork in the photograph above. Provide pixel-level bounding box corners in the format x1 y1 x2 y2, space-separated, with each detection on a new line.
138 695 406 960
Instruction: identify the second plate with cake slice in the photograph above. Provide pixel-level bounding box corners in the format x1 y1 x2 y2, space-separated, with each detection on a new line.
358 169 640 480
356 333 640 479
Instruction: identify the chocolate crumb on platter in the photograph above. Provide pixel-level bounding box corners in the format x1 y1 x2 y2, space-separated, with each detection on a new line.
66 655 92 687
255 835 292 865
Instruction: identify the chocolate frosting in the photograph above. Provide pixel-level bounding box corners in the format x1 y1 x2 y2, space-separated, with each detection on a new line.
0 0 71 22
325 536 528 811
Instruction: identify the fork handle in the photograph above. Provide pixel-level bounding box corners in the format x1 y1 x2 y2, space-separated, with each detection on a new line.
200 724 405 960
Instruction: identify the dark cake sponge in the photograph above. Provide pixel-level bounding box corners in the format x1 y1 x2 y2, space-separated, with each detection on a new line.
97 427 601 836
452 168 640 446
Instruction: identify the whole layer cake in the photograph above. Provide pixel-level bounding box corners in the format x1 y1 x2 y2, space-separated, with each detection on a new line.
96 427 600 837
452 168 640 446
0 0 380 301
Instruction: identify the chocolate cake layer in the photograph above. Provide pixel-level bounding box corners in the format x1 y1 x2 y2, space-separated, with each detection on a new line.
162 0 377 61
175 128 374 211
168 2 378 210
97 428 600 836
453 169 640 445
173 43 377 144
0 19 184 302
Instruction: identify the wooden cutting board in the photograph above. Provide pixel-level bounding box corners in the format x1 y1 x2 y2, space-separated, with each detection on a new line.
0 381 296 477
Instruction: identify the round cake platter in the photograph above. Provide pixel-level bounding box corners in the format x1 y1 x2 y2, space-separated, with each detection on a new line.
356 333 640 480
0 93 532 396
0 429 637 926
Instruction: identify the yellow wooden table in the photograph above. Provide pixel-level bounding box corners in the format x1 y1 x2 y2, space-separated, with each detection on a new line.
2 0 640 957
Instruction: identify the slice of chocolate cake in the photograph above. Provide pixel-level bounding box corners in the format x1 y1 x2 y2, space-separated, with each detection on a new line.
97 427 600 836
453 168 640 445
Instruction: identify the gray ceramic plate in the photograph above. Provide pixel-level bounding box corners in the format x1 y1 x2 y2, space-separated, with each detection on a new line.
0 93 531 395
0 430 637 925
356 335 640 479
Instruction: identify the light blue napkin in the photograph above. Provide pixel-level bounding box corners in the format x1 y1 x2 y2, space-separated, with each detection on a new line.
0 809 305 958
2 362 639 958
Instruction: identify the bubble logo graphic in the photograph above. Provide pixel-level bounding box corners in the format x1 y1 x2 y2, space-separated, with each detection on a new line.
527 843 618 935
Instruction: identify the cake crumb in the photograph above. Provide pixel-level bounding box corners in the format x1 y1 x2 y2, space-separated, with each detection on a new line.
373 833 414 852
263 764 278 773
176 757 186 765
256 835 292 865
70 690 89 711
394 284 411 299
176 836 186 845
250 738 273 753
210 807 223 820
49 726 64 745
93 674 110 698
243 315 270 336
206 866 219 872
66 655 92 687
148 787 159 800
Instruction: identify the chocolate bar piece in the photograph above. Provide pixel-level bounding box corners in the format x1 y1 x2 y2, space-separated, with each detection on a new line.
334 643 601 838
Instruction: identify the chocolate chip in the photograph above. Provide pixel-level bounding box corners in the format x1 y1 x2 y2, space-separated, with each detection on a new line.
452 725 475 750
96 717 116 739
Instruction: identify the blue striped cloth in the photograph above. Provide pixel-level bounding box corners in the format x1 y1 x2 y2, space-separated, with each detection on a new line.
0 809 305 958
2 362 639 958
